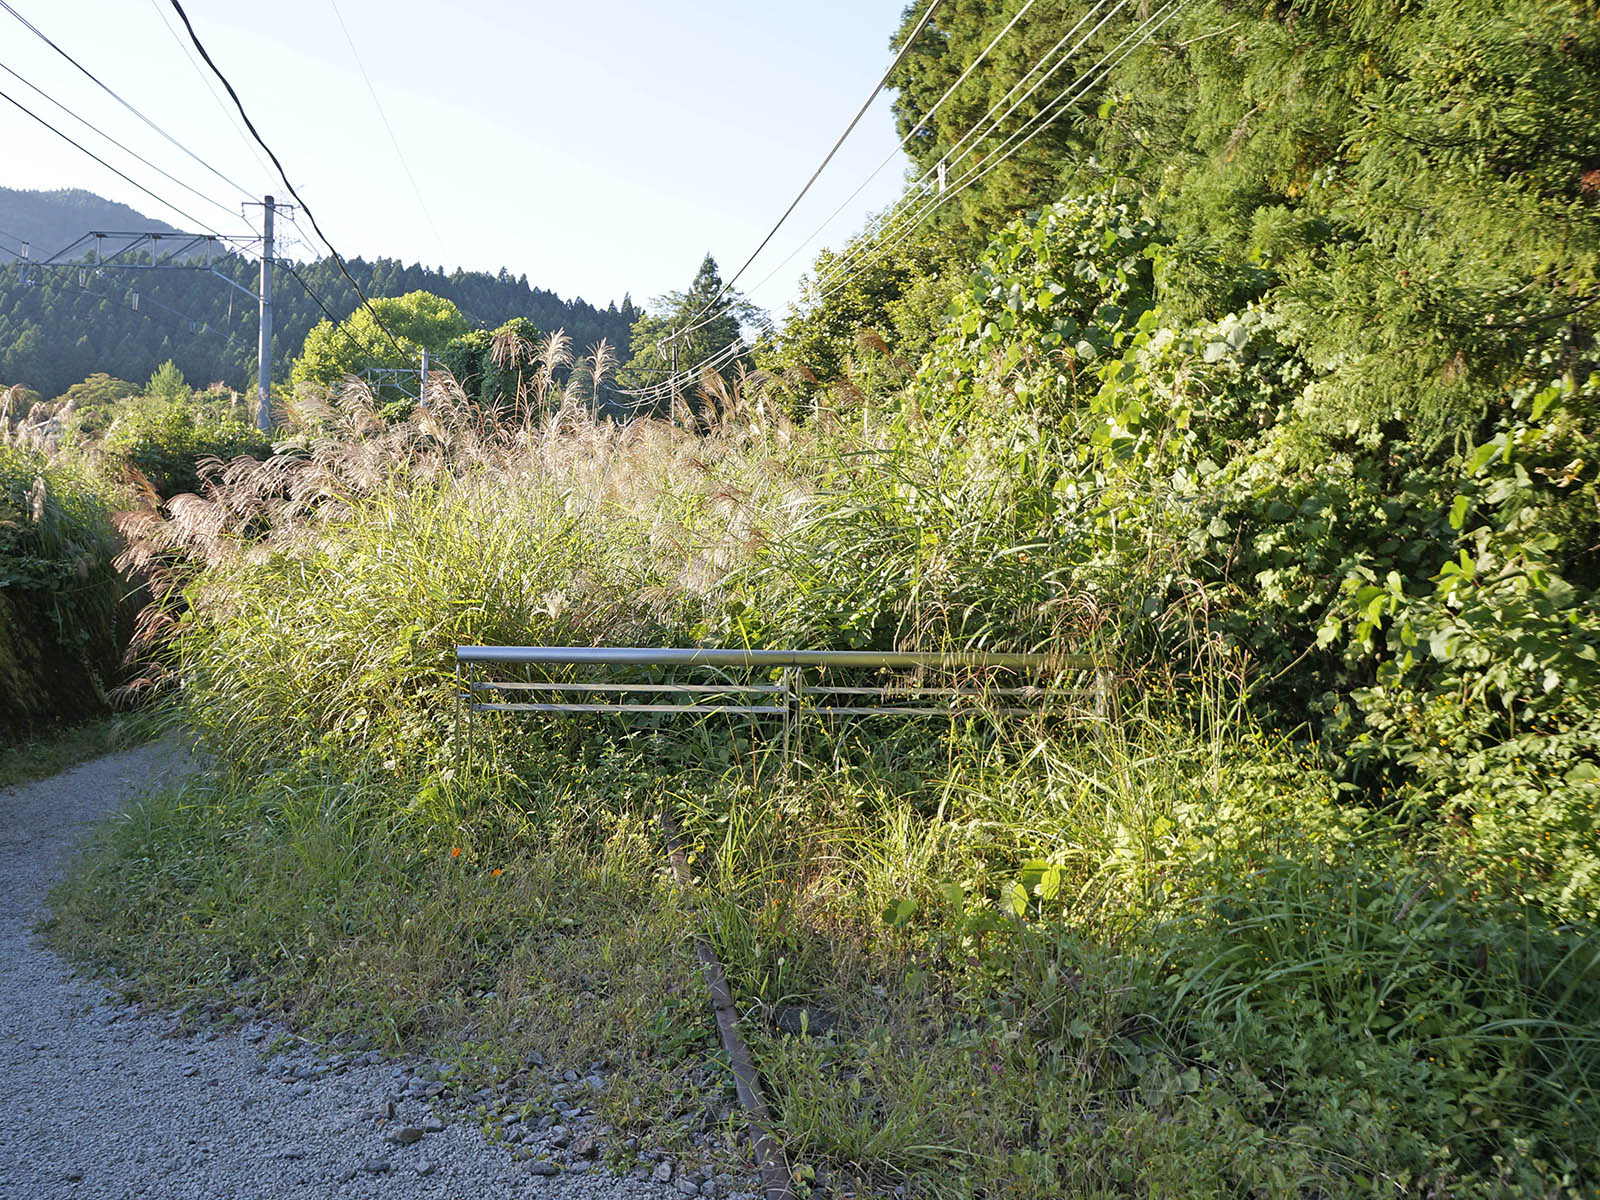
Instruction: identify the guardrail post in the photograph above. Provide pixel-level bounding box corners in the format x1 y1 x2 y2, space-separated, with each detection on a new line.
780 666 800 764
454 659 463 769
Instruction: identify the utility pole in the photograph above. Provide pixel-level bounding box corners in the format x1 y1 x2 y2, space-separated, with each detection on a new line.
28 215 290 421
256 195 275 435
419 347 429 409
669 329 680 421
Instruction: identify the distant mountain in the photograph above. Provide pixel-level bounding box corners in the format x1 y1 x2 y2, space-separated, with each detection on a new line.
0 187 181 263
0 189 640 399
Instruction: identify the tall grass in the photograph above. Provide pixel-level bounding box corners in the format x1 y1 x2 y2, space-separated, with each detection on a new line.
51 371 1600 1198
118 376 811 771
0 443 133 739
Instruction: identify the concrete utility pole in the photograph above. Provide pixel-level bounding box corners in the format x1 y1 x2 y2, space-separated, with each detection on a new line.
256 195 275 434
669 330 680 419
419 347 429 409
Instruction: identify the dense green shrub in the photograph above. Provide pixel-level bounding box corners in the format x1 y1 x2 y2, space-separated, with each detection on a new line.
0 445 130 738
102 400 269 499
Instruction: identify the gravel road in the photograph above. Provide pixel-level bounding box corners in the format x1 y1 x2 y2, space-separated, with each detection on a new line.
0 743 748 1200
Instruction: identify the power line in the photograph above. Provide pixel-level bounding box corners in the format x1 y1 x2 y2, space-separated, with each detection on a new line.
668 0 947 346
810 0 1192 310
739 0 1043 303
0 57 242 226
650 0 1118 392
818 6 1180 305
617 0 1149 403
0 83 219 234
277 258 389 364
325 0 445 260
166 0 406 357
611 338 746 406
811 0 1129 293
145 0 278 186
685 0 1114 341
67 277 230 342
811 0 1140 296
0 0 254 203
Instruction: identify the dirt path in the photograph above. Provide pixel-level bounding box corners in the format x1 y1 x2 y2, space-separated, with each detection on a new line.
0 744 718 1200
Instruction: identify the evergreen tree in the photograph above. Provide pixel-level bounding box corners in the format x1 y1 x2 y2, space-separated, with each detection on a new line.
616 255 766 412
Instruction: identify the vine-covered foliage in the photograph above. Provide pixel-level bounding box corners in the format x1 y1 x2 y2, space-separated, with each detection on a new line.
837 191 1600 923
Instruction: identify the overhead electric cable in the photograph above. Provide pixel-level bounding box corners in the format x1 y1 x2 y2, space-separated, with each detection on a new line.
820 4 1185 304
737 0 1041 304
610 338 746 404
597 0 1180 406
811 0 1128 291
921 0 1123 183
325 0 445 259
145 0 277 186
0 58 242 225
684 0 1122 340
0 84 218 234
166 0 406 357
668 0 947 346
0 0 254 202
277 258 389 363
812 0 1150 295
70 280 227 341
811 0 1191 309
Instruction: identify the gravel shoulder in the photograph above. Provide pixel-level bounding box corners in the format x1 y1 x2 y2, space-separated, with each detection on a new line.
0 744 739 1200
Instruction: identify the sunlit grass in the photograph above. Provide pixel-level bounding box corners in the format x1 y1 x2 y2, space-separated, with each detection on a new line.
44 375 1600 1199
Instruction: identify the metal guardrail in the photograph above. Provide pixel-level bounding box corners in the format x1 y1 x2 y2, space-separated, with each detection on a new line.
453 645 1104 1200
456 645 1104 748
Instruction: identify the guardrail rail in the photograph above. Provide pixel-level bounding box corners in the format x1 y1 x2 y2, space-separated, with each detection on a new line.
456 645 1105 753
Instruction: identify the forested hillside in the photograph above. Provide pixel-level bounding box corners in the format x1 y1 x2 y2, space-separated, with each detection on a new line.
0 187 180 263
0 190 640 399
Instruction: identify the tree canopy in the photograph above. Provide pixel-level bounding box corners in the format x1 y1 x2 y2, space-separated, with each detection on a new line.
0 190 641 400
291 291 469 405
616 255 765 414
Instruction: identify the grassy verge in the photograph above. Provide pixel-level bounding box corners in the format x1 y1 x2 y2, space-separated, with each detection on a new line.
44 758 754 1171
48 714 1600 1198
671 720 1599 1198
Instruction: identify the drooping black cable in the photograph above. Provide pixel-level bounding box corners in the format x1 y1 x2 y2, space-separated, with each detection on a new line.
166 0 405 357
277 258 387 363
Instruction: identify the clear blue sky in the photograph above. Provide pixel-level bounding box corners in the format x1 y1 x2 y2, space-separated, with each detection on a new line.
1 0 916 320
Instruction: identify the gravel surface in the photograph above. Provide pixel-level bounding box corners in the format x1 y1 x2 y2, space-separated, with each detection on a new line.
0 743 753 1200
